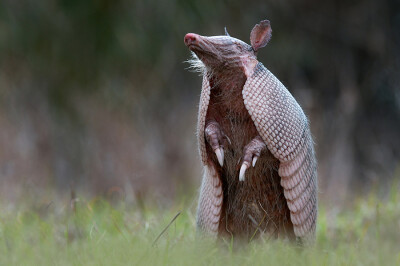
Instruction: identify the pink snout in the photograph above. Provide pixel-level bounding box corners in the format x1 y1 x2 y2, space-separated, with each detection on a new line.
184 33 199 46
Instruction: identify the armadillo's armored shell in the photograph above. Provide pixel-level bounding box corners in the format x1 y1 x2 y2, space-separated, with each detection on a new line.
198 75 211 165
243 63 317 241
196 75 224 235
196 166 223 235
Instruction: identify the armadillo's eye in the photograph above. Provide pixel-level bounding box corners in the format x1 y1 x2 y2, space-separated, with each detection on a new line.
235 43 243 51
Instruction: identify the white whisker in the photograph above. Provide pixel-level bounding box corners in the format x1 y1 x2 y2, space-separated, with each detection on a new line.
184 52 205 75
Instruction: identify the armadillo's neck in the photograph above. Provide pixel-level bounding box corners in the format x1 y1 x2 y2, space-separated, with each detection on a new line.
207 66 246 91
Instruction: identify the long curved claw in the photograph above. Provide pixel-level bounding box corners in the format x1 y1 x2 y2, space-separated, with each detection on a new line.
215 147 224 167
224 134 232 145
239 162 250 182
252 156 258 167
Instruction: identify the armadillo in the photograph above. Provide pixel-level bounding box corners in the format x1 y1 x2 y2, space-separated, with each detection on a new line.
184 20 317 243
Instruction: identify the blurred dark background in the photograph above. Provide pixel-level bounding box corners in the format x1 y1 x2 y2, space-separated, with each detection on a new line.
0 0 399 206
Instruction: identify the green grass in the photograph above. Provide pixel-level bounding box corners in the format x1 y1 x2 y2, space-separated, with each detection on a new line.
0 192 400 266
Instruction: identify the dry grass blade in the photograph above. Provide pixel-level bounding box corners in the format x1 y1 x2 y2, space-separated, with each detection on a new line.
152 211 181 247
249 213 267 242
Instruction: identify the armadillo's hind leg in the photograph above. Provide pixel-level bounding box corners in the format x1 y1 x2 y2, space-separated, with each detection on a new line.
197 165 223 236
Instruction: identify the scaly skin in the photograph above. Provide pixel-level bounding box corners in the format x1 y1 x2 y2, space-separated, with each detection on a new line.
243 62 317 243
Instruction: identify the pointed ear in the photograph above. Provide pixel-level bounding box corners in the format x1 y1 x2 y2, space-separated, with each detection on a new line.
250 20 272 52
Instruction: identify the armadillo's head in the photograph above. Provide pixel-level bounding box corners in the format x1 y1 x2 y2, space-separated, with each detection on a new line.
184 20 272 76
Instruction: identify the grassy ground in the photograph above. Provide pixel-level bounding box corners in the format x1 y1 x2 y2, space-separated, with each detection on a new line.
0 189 399 266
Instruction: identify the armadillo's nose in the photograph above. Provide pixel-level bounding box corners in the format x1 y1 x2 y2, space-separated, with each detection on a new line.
184 33 199 47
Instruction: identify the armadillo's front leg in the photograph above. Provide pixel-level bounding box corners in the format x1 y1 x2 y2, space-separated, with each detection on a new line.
239 136 266 181
205 120 229 166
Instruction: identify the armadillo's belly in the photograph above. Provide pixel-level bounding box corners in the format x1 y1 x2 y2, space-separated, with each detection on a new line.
206 87 294 240
218 146 294 240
